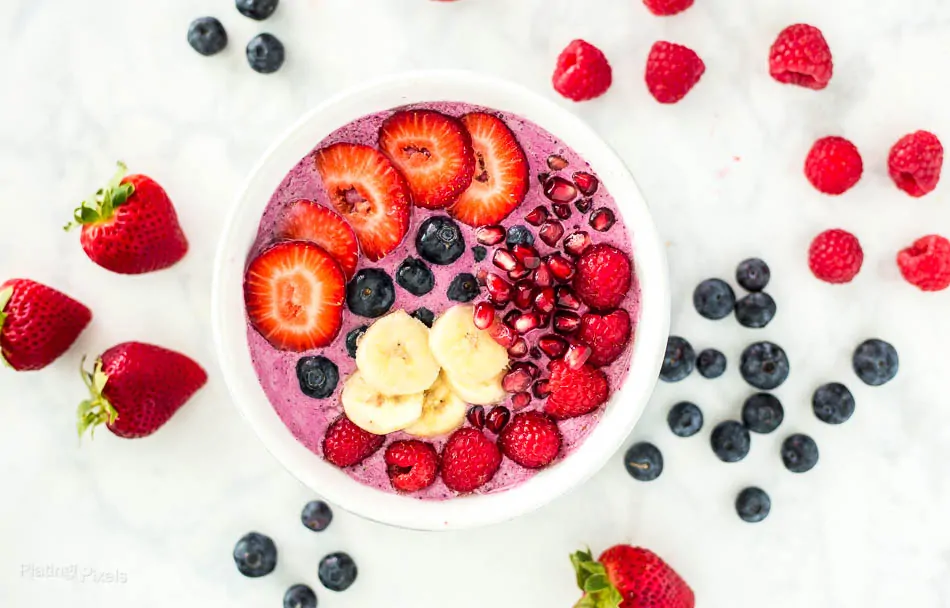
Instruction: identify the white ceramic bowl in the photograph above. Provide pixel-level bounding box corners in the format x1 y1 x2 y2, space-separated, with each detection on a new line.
212 70 670 531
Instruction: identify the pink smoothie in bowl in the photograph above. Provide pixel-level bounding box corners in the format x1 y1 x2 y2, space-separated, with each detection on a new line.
243 101 640 501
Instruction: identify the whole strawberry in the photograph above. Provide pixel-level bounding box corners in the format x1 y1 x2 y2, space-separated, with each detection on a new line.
572 545 694 608
0 279 92 371
68 163 189 274
77 342 207 439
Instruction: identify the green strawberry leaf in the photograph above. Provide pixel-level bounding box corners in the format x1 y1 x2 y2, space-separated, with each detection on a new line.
584 574 609 593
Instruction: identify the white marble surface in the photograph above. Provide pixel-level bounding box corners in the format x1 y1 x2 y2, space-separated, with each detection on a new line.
2 0 950 606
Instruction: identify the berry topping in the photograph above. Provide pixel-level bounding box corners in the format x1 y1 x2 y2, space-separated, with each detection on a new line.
710 420 751 463
233 532 277 578
575 309 631 367
572 171 599 196
552 202 573 220
736 487 771 523
588 207 616 232
740 341 789 390
346 268 395 318
735 292 777 328
897 234 950 291
642 0 694 16
667 401 703 437
318 552 357 592
742 393 785 434
411 307 435 328
301 500 333 532
624 442 663 481
511 391 532 409
385 440 439 492
187 17 228 56
555 286 581 310
693 278 736 320
532 261 554 288
552 39 613 102
525 206 550 226
487 318 517 348
511 244 541 269
573 244 632 310
812 382 855 424
508 337 529 359
440 427 502 492
804 136 863 195
808 228 863 284
563 231 592 258
547 154 569 171
236 0 279 20
492 248 519 272
416 215 465 265
545 359 609 419
467 405 486 429
475 225 507 246
322 415 385 468
781 434 819 473
645 41 705 104
447 272 480 302
532 379 551 399
575 198 592 213
564 343 592 370
512 280 535 309
768 24 833 90
539 334 569 359
277 200 360 279
853 338 899 386
736 258 771 292
696 348 726 379
553 310 581 334
538 221 565 247
473 301 495 330
345 325 367 358
533 287 556 313
502 367 533 393
888 130 943 197
295 356 339 399
512 311 542 334
546 253 576 282
284 584 317 608
499 411 562 469
246 33 285 74
660 336 695 382
542 175 578 204
485 405 511 434
395 257 435 296
506 225 535 247
472 245 487 262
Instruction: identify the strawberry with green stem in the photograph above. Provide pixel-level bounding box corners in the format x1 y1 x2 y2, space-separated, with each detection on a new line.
571 545 694 608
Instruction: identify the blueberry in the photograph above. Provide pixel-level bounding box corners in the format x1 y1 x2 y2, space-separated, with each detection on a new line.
735 487 771 523
187 17 228 56
411 307 435 328
296 356 338 399
283 584 317 608
696 348 727 379
395 257 435 296
739 341 789 390
667 402 703 437
693 279 736 320
318 552 357 592
506 225 535 247
623 442 663 481
660 336 695 382
301 500 333 532
472 246 487 262
246 33 285 74
416 216 465 265
233 532 277 577
853 339 899 386
736 258 770 292
447 273 480 302
710 420 751 463
781 434 819 473
735 292 777 328
812 383 855 424
741 393 784 434
346 269 395 318
236 0 279 20
345 326 367 359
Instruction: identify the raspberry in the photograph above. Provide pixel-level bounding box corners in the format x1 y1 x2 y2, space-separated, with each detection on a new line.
897 235 950 292
384 440 439 492
804 136 863 195
497 411 562 469
575 309 632 367
322 416 385 468
769 24 833 90
642 0 694 16
808 229 863 284
552 39 613 102
645 41 705 104
545 360 610 419
440 428 502 493
888 131 944 197
572 244 633 311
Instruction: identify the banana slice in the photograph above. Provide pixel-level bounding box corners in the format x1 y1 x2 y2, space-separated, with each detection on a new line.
403 373 468 438
445 370 507 406
429 304 509 384
341 371 425 435
356 310 441 396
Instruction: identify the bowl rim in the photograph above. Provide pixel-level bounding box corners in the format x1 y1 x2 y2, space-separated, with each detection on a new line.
211 69 670 531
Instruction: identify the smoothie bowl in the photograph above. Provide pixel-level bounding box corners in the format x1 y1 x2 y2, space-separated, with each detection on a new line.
212 71 669 530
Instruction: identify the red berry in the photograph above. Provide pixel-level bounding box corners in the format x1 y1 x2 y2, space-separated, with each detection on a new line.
476 225 506 246
804 136 863 195
589 207 616 232
539 334 569 359
508 337 529 359
467 405 486 429
543 175 579 204
563 231 592 257
511 244 541 269
571 546 695 608
769 24 833 90
525 206 550 226
808 229 864 284
547 154 569 171
642 0 694 16
897 235 950 292
533 262 554 288
440 428 502 493
573 244 632 311
645 41 705 104
385 440 439 493
473 301 495 330
555 286 581 310
553 311 581 334
511 392 532 410
485 406 511 434
576 309 632 367
533 287 556 314
572 171 599 196
552 39 613 102
545 360 610 420
564 343 592 370
502 367 533 393
888 130 944 197
485 273 513 304
323 416 385 468
498 411 562 469
513 280 535 309
547 254 576 282
539 221 565 247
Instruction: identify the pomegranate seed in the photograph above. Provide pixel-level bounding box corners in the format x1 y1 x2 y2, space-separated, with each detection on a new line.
553 311 581 334
533 287 556 313
538 335 568 358
529 346 542 359
507 264 531 281
511 392 532 410
537 311 551 329
552 202 572 220
533 262 553 288
555 286 581 310
485 273 512 304
572 171 599 196
513 280 535 309
538 221 565 247
493 248 518 271
525 206 549 226
537 171 550 184
476 225 506 245
476 268 488 286
511 244 541 269
511 361 541 379
547 154 569 171
575 198 592 213
589 208 616 232
546 254 576 282
473 301 495 330
564 342 592 370
485 406 511 434
504 309 520 328
487 319 517 348
543 176 578 204
467 405 486 429
563 231 592 257
508 337 529 359
502 368 533 393
513 311 541 334
532 379 551 399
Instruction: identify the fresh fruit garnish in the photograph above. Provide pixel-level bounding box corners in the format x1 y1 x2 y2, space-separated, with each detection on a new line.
852 338 898 386
545 359 609 419
532 379 551 399
804 136 863 195
543 175 578 203
493 248 518 271
575 198 592 213
233 532 277 578
572 171 599 196
538 220 565 247
575 309 631 367
695 348 726 379
283 585 317 608
508 337 528 359
736 257 770 291
547 253 576 282
450 113 529 227
67 163 189 274
735 292 777 328
660 336 695 382
404 373 468 438
245 241 346 351
539 334 568 359
314 142 411 261
447 272 481 302
781 433 819 473
355 310 440 397
768 23 833 89
533 287 556 313
498 411 561 469
552 39 613 102
485 405 511 434
384 440 440 492
188 17 228 56
506 225 534 247
668 401 703 437
888 130 943 197
76 342 208 439
897 234 950 291
236 0 279 20
570 545 694 608
740 341 790 390
341 371 425 435
246 33 285 74
502 367 533 393
301 500 333 532
346 268 395 318
318 552 358 592
447 369 506 406
555 286 581 310
564 343 592 370
553 311 581 334
525 206 549 226
736 487 771 523
563 231 591 258
588 207 615 232
395 257 435 296
573 244 631 311
473 301 495 330
645 41 705 104
486 317 518 349
812 382 855 424
440 427 502 492
693 278 735 320
742 393 785 434
345 326 367 359
276 200 360 279
0 279 91 371
808 228 863 284
475 224 506 246
467 405 486 429
411 307 435 327
642 0 694 15
484 272 513 305
710 420 751 463
430 304 509 387
322 415 385 467
512 311 541 334
547 154 569 171
472 245 487 262
623 442 663 481
295 355 339 399
378 110 476 209
416 215 465 265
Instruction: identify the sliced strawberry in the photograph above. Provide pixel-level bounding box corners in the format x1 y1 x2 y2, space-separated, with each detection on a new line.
276 200 360 279
378 110 475 209
314 143 411 261
244 241 345 352
449 113 529 227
